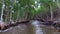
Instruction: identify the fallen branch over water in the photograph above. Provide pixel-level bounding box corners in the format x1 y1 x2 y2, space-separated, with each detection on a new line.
0 20 30 30
0 19 44 32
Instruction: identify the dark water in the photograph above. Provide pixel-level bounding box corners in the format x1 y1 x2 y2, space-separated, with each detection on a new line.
0 20 60 34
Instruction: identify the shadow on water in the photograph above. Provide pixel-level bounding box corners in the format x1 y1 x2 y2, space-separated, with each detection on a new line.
0 20 60 34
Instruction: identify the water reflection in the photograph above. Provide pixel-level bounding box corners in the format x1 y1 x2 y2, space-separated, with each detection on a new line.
31 20 43 34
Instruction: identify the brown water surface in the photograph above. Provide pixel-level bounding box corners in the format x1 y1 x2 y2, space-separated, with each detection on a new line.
0 20 60 34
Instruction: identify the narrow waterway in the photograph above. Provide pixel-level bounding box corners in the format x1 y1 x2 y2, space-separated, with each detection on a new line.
0 20 60 34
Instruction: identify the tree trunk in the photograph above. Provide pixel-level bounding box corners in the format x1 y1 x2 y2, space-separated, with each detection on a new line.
1 0 5 22
49 4 53 21
56 0 60 9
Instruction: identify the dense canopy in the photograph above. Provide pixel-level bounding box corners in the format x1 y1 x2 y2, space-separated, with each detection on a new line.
0 0 59 23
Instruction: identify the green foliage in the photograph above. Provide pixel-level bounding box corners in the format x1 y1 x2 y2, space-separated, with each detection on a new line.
0 0 58 22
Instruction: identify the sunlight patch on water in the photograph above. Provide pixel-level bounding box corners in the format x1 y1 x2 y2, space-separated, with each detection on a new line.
31 20 43 34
